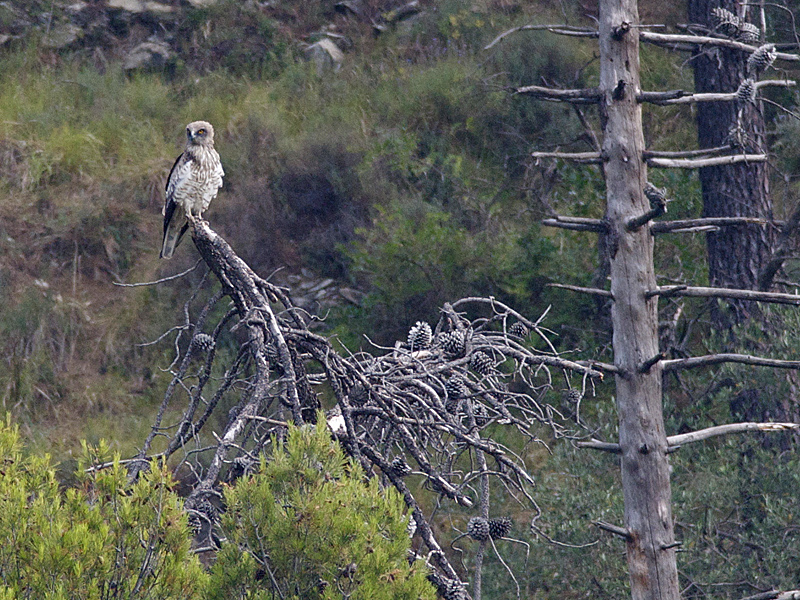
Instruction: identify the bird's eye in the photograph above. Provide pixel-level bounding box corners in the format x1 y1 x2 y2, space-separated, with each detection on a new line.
197 129 206 135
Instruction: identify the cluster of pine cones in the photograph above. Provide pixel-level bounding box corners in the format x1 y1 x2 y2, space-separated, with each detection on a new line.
406 319 528 420
466 516 513 541
735 43 776 105
710 7 760 43
709 8 778 111
406 320 528 358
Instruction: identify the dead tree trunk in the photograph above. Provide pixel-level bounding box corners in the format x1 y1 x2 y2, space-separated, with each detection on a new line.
599 3 680 599
513 1 800 598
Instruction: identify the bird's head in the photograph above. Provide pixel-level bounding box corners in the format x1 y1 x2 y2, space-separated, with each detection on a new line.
186 121 215 146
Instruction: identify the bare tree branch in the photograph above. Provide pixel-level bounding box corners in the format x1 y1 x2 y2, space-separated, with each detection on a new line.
531 151 602 163
638 80 795 105
542 216 606 232
543 216 770 234
639 30 800 62
647 285 800 305
484 24 598 50
647 154 768 168
547 283 613 298
643 146 732 159
516 85 602 103
577 422 800 454
576 439 622 453
667 422 800 447
651 217 768 232
594 520 633 540
662 353 800 372
627 204 667 231
128 219 602 587
113 259 204 287
542 219 604 232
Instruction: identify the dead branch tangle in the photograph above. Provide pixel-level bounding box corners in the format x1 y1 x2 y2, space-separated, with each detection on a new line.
128 220 601 595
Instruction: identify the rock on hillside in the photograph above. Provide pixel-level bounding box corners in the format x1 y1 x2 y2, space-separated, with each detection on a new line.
0 0 430 74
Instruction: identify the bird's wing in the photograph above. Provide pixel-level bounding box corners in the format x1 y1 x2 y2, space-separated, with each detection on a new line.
165 152 195 204
161 152 194 259
165 153 183 194
163 153 190 226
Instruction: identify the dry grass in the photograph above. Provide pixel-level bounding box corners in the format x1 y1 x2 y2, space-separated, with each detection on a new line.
0 2 645 457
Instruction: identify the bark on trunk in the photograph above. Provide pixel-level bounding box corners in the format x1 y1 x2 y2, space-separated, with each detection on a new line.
688 0 775 325
600 2 681 599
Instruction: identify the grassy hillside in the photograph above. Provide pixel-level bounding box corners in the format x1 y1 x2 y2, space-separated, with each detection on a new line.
0 0 599 453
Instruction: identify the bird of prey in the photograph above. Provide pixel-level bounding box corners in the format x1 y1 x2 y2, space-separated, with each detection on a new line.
160 121 224 259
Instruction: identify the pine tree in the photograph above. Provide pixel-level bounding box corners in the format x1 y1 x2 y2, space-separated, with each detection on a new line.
207 418 437 600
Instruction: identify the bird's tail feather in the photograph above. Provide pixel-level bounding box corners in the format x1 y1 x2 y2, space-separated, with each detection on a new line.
160 206 187 259
160 231 179 259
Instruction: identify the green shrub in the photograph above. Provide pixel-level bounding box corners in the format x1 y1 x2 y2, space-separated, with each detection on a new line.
0 416 206 599
206 419 436 600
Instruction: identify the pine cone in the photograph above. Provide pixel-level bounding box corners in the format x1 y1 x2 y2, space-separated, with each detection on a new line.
445 375 468 402
389 456 412 477
562 388 583 404
470 351 495 375
441 578 468 600
339 563 357 579
509 321 529 338
726 122 748 149
316 578 329 594
747 43 776 74
736 78 757 103
444 398 460 414
349 381 369 405
467 516 490 542
191 333 215 354
187 496 218 537
471 401 490 427
488 516 512 539
737 21 761 43
440 330 466 358
644 182 668 212
407 321 433 351
711 7 740 37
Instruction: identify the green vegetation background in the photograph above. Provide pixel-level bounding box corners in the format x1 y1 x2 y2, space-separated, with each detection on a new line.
0 0 799 598
0 415 435 599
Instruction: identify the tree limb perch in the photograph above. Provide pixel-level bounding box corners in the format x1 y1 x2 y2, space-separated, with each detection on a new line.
667 422 800 447
516 85 602 103
531 151 602 164
663 353 800 372
647 154 767 168
647 285 800 305
638 80 795 105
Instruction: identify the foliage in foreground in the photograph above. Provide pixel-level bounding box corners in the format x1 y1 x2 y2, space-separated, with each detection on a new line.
207 419 437 600
0 415 206 599
0 416 436 600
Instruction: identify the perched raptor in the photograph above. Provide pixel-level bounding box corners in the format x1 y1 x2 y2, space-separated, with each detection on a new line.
160 121 224 259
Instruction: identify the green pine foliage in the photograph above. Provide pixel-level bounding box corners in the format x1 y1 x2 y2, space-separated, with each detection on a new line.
0 415 206 599
207 419 436 600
